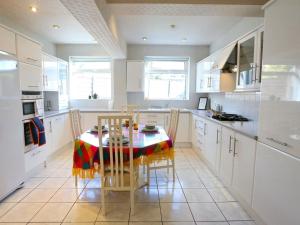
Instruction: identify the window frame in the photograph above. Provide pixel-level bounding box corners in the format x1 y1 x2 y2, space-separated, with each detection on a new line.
69 56 112 100
144 56 190 101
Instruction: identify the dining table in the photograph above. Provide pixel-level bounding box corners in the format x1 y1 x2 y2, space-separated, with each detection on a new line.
72 125 174 179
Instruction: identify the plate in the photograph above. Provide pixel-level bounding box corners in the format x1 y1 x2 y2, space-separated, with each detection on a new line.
141 127 159 133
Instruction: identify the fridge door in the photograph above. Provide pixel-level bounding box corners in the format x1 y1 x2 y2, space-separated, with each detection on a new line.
0 52 25 200
258 0 300 158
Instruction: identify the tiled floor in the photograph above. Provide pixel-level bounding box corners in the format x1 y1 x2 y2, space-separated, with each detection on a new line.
0 146 256 225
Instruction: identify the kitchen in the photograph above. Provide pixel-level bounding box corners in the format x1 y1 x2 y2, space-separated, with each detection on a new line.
0 0 299 225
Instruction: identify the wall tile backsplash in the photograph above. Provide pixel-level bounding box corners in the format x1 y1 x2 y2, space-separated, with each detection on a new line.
209 92 261 122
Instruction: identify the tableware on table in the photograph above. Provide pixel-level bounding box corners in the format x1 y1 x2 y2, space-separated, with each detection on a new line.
133 122 138 130
141 124 159 133
106 136 129 145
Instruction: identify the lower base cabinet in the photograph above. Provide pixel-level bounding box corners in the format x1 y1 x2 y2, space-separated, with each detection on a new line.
252 142 300 225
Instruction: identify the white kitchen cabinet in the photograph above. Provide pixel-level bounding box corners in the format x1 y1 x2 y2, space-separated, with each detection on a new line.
24 145 47 173
43 53 59 91
16 35 41 67
126 60 144 92
58 59 69 109
44 118 53 156
203 120 222 174
236 27 263 91
219 126 235 187
231 133 256 204
139 112 166 128
191 115 206 154
252 142 300 225
167 113 190 143
0 25 16 55
82 113 98 132
19 62 43 91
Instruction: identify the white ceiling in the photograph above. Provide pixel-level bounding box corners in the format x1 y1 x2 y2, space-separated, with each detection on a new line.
0 0 95 44
116 15 243 45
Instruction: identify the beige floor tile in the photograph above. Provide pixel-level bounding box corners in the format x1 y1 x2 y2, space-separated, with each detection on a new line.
228 221 255 225
130 203 161 221
104 191 130 203
24 178 46 188
159 189 186 203
96 222 128 225
200 178 224 189
178 178 204 189
0 203 16 217
77 189 101 203
50 188 83 202
64 203 100 222
62 177 89 189
2 188 33 203
97 203 130 221
160 203 193 222
49 169 72 178
31 203 73 222
189 203 225 222
0 203 44 222
183 189 214 203
85 178 101 188
21 189 57 203
163 222 196 225
62 223 94 225
207 188 235 202
196 222 228 225
28 223 61 225
217 202 251 221
37 178 68 189
0 223 27 225
130 222 163 225
135 188 159 203
156 178 181 189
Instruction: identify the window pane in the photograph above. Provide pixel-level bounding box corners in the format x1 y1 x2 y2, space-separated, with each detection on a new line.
144 58 189 100
70 58 111 100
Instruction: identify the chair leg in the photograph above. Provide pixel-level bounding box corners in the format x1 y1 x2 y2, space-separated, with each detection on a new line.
75 175 78 187
130 188 134 215
172 159 175 181
167 160 170 175
146 163 150 185
101 177 106 215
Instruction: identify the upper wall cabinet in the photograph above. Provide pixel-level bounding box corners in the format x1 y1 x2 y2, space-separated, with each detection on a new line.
196 44 236 93
43 53 59 91
236 27 264 91
16 35 42 67
126 60 144 92
0 26 16 55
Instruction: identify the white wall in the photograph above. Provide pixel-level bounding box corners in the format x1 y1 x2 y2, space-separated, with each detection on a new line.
210 17 264 54
127 44 209 109
0 16 56 55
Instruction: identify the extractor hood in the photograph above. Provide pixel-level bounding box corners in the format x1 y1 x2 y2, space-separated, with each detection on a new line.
211 43 237 73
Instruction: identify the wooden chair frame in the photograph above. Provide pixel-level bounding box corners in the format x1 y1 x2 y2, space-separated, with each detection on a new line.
69 109 82 140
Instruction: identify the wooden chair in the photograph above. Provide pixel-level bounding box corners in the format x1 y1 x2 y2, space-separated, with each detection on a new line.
121 104 140 124
69 109 82 140
98 114 137 215
146 108 180 183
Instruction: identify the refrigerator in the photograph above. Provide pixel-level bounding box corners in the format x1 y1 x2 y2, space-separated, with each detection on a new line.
257 0 300 159
0 51 25 200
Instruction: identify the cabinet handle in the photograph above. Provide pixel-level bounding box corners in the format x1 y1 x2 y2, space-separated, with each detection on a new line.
233 138 238 156
26 57 38 62
216 129 219 144
266 137 289 147
28 85 40 88
229 136 233 153
50 121 52 133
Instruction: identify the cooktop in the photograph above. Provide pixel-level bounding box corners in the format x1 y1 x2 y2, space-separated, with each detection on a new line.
212 113 249 122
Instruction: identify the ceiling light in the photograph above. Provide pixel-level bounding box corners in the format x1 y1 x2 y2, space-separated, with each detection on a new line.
52 24 60 29
142 37 147 41
30 6 37 13
182 38 187 42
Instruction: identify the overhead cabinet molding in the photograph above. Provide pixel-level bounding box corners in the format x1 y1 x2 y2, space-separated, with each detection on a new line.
126 60 144 92
0 25 16 55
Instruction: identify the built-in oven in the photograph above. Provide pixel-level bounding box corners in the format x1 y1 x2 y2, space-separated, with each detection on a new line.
23 117 44 153
22 91 44 120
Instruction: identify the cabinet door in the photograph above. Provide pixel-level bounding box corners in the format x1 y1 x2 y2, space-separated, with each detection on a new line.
19 62 43 91
44 118 53 156
24 145 47 173
219 127 235 187
126 61 144 92
17 35 41 67
51 115 66 152
43 54 59 91
139 113 165 128
232 133 256 204
236 32 257 90
58 60 69 109
174 113 190 143
255 27 264 86
252 142 300 225
0 26 16 55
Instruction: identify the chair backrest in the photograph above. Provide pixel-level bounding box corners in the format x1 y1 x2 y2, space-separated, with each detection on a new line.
69 109 82 140
167 109 180 143
121 105 140 124
98 114 134 189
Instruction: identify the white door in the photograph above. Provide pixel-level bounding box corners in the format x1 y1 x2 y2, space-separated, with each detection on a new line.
232 133 256 204
126 60 144 92
43 54 59 91
16 35 41 67
219 127 235 187
0 26 16 55
19 62 43 91
252 142 300 225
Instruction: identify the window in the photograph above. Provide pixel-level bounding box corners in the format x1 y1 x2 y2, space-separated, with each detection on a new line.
144 57 189 100
69 57 111 100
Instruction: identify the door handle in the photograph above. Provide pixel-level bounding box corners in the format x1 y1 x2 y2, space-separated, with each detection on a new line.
216 129 219 144
233 138 238 157
266 137 289 147
26 57 38 62
229 136 233 153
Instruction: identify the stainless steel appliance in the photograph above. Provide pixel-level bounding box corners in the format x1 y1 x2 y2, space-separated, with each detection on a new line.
21 91 44 120
0 50 25 201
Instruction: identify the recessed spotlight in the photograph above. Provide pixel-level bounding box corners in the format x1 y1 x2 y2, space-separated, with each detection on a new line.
52 24 60 29
142 37 147 41
182 38 187 42
30 6 37 13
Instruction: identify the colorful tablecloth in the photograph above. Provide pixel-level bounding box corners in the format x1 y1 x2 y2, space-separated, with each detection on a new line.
73 127 174 178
